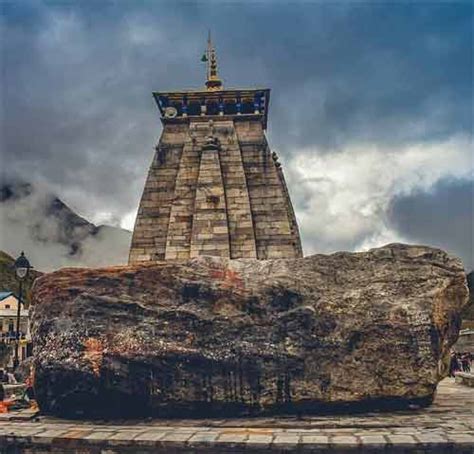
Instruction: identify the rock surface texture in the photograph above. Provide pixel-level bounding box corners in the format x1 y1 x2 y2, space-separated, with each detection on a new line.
30 244 468 418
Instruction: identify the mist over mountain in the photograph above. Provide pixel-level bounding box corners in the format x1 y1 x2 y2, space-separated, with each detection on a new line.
0 181 131 271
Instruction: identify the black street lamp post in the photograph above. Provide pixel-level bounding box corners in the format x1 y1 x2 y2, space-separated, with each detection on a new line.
13 252 31 369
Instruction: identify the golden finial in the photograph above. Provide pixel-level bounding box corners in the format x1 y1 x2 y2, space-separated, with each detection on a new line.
201 30 223 91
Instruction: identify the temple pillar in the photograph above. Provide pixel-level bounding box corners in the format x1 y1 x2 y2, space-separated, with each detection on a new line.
190 136 230 258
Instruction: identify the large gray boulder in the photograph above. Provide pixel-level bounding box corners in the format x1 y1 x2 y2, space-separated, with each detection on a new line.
30 244 468 417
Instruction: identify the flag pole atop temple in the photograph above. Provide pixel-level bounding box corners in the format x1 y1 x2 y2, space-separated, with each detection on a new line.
202 31 223 91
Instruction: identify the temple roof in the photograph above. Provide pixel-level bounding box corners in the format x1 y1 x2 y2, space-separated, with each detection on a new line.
152 34 271 129
153 88 271 129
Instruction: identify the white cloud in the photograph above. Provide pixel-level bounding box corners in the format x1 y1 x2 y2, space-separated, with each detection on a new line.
0 184 131 271
120 209 137 232
285 134 473 255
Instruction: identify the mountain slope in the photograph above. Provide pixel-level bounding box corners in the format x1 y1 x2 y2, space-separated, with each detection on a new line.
0 181 132 271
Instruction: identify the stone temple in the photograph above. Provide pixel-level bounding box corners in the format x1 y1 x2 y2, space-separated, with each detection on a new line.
129 36 302 263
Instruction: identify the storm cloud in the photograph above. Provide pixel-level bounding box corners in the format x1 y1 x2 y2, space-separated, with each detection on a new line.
388 178 473 268
1 1 472 269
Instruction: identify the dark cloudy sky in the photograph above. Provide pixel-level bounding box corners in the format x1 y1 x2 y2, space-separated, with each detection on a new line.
1 1 473 269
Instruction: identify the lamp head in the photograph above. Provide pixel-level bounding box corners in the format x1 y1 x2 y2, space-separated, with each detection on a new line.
14 252 31 280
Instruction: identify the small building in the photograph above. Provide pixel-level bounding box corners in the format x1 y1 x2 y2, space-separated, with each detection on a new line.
0 292 32 365
455 329 474 353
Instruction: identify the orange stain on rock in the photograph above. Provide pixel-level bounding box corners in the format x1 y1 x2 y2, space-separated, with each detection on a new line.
211 267 244 289
83 338 104 376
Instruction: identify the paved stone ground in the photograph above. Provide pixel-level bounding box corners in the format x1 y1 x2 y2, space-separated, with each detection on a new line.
0 378 473 453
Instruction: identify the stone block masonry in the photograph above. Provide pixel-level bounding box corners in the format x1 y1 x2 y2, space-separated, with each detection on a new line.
190 134 230 258
129 117 302 263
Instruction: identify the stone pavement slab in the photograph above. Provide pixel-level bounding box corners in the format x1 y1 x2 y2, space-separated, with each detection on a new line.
0 408 39 421
0 378 472 452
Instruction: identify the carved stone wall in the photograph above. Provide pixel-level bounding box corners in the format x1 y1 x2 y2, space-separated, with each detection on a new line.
129 118 302 263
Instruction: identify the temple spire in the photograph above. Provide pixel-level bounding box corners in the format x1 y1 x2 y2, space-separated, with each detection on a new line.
202 31 223 91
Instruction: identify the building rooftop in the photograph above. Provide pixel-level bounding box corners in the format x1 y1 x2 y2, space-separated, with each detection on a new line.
0 292 15 302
